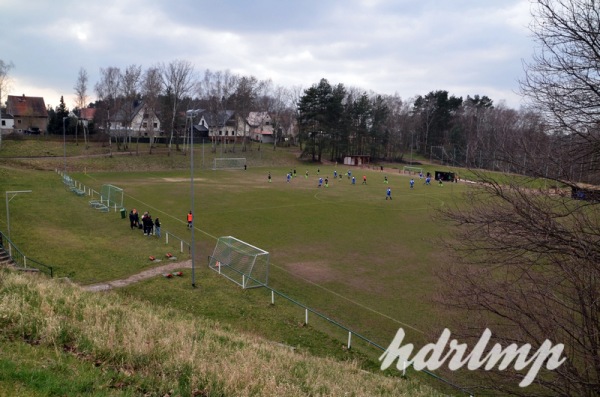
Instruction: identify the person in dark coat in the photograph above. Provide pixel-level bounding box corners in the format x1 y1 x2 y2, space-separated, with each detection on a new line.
154 217 161 238
129 210 136 230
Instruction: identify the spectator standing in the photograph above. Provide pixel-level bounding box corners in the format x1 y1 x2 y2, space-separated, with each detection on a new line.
154 217 161 238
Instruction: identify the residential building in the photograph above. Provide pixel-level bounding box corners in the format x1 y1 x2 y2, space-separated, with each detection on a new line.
78 107 96 128
203 110 246 144
0 108 14 135
6 94 48 133
247 111 274 143
108 101 162 138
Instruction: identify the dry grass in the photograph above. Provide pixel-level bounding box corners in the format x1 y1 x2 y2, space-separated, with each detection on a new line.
0 270 441 396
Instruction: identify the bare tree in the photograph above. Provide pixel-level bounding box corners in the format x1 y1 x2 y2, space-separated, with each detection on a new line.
199 69 236 153
95 66 121 153
161 59 195 155
0 59 13 107
439 1 600 395
259 84 291 151
141 66 163 154
73 67 89 148
0 59 14 149
380 94 410 161
230 75 266 152
119 64 142 151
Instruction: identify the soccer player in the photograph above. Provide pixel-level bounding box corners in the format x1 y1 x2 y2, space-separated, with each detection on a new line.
287 173 291 183
362 175 367 185
352 176 356 185
305 170 309 179
386 188 392 200
318 177 323 187
325 177 329 188
410 179 415 189
268 172 272 183
384 175 388 184
425 176 431 185
334 170 337 179
347 170 351 179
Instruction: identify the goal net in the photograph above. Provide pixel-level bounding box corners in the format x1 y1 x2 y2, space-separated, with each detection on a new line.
402 166 423 175
208 236 269 289
100 184 124 209
212 157 246 170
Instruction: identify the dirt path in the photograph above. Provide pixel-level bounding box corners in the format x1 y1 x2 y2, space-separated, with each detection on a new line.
82 260 192 292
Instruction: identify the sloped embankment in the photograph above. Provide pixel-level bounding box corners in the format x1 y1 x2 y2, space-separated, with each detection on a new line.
0 270 440 396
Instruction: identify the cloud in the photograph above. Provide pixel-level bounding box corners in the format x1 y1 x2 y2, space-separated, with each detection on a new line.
0 0 532 109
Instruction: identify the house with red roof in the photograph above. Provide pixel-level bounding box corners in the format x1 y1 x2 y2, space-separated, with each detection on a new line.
78 107 96 128
6 94 48 134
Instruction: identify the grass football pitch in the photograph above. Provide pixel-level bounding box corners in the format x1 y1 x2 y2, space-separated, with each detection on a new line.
1 155 469 387
92 166 461 339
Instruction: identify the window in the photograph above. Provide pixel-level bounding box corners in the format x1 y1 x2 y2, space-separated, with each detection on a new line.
153 122 158 128
1 120 5 126
142 122 147 128
17 119 22 124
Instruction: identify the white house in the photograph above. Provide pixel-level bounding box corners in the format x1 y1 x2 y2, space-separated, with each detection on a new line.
109 101 162 138
0 109 14 135
203 110 246 144
247 111 274 143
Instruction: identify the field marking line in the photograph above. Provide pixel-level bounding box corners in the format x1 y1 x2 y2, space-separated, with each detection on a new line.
81 172 425 335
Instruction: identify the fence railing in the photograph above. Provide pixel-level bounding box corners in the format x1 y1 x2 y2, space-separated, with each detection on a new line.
165 231 191 253
57 170 121 212
207 255 474 396
0 231 53 277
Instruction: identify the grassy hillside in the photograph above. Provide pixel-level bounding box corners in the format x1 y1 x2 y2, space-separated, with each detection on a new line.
0 270 441 396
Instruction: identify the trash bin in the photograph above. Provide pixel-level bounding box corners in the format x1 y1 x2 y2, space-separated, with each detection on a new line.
120 208 127 219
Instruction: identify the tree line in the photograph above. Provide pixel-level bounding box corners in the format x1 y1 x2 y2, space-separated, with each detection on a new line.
31 60 557 177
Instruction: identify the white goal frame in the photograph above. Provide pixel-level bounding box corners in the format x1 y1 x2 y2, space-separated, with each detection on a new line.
402 166 423 175
208 236 269 289
100 184 124 209
212 157 247 170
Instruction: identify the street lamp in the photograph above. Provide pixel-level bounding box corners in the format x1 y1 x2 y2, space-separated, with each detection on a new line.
5 190 32 255
63 116 68 174
186 109 200 288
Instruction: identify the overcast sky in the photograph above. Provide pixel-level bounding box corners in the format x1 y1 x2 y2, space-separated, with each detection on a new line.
0 0 534 110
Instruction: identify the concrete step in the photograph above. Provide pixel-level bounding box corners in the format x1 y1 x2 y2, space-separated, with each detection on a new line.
0 248 15 266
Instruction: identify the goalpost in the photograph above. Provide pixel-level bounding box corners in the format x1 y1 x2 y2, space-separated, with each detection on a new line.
99 184 124 210
212 157 246 170
208 236 270 289
402 166 423 175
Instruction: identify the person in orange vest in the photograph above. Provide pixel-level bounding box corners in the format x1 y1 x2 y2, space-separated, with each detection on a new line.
187 211 193 229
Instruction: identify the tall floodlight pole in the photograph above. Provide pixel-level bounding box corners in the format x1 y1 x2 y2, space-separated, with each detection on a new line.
62 117 68 174
410 131 414 166
187 110 198 287
5 190 32 255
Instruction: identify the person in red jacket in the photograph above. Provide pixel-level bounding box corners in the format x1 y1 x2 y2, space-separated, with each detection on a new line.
187 211 193 229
